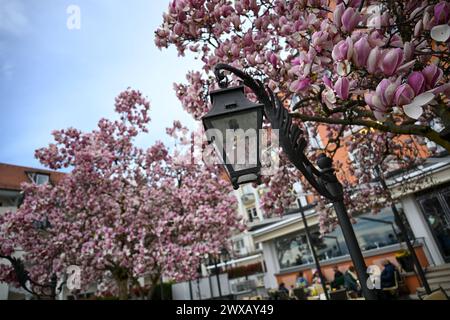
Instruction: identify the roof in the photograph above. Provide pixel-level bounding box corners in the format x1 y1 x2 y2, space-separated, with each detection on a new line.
0 163 65 191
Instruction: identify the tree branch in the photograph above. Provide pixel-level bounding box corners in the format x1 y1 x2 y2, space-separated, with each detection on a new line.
291 112 450 152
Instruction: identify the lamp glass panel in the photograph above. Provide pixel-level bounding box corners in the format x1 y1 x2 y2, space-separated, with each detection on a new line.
209 110 258 172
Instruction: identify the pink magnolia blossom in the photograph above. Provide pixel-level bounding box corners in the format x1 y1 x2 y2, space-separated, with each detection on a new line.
422 64 443 89
366 46 382 74
334 77 350 100
333 3 345 29
365 78 400 120
434 1 450 24
290 78 311 93
341 7 361 33
0 90 242 298
352 36 371 67
394 84 416 106
380 48 404 76
407 71 426 95
156 0 450 234
332 37 353 62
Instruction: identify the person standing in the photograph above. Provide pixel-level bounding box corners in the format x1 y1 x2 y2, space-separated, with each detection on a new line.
344 266 361 297
331 265 345 289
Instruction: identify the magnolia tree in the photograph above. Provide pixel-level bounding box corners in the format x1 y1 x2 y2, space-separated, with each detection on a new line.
0 89 242 299
155 0 450 231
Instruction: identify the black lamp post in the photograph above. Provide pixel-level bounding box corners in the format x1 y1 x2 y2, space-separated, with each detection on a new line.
202 64 377 300
208 248 230 299
212 257 222 299
297 199 329 300
221 248 230 272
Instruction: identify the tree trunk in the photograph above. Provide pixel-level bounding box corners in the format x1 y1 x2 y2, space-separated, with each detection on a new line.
146 274 161 300
116 277 129 300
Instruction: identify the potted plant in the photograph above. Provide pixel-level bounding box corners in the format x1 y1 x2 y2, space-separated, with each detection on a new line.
395 250 414 272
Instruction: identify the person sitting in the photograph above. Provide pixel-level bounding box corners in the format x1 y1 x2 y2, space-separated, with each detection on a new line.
311 270 322 285
296 271 309 288
331 265 345 289
279 282 289 292
380 259 399 299
344 266 360 297
277 282 290 300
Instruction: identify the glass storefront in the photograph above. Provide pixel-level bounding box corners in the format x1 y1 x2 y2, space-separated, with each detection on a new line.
275 233 314 269
275 207 404 269
417 185 450 263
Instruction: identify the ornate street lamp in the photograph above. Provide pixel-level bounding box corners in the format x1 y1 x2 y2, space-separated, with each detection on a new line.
0 192 63 300
202 63 378 300
202 82 264 189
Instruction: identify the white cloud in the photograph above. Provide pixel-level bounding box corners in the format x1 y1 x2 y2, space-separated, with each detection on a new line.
0 0 28 35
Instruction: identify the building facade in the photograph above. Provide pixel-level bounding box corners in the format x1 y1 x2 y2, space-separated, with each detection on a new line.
0 163 64 300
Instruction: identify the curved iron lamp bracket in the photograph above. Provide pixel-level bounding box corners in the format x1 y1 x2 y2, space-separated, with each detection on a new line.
0 254 62 299
213 63 343 202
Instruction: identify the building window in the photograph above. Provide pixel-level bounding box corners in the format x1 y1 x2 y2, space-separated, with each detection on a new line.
305 123 323 149
233 239 245 256
242 184 253 194
275 233 313 269
274 207 402 270
353 208 400 251
246 207 258 222
28 173 50 185
416 185 450 261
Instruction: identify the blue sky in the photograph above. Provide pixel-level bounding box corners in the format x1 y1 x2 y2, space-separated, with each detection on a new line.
0 0 200 169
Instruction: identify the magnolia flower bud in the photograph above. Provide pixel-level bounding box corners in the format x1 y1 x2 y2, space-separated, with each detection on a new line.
375 78 400 107
394 84 415 106
414 19 423 38
174 23 184 36
365 92 387 121
334 77 350 100
341 7 361 33
332 37 353 62
407 71 426 95
380 48 403 76
353 36 371 67
289 78 311 93
367 46 381 74
403 42 414 61
434 1 450 24
333 3 345 28
422 64 443 89
268 53 278 67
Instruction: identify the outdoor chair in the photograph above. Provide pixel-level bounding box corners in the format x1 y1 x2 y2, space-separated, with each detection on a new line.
421 287 449 300
382 271 399 299
277 290 290 300
329 288 348 300
346 290 359 299
292 288 308 300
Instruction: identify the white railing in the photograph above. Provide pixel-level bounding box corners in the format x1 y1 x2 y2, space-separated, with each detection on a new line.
0 207 16 215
